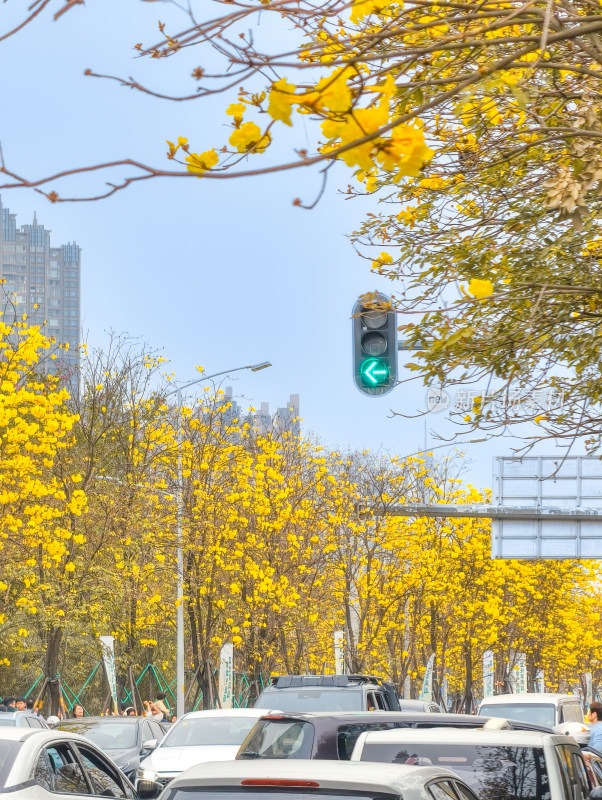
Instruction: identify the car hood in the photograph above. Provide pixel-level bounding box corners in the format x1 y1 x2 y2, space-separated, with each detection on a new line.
141 746 239 773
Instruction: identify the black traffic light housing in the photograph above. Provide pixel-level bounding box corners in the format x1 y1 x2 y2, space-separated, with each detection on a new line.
352 292 397 396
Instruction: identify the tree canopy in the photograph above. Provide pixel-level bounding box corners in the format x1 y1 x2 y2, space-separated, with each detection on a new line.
3 0 602 447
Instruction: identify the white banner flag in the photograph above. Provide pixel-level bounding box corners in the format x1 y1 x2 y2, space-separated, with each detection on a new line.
483 650 495 698
515 652 528 694
585 672 593 705
334 631 345 675
219 643 234 709
99 636 118 714
419 654 435 701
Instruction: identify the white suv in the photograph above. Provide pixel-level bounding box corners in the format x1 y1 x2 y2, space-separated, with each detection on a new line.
351 726 596 800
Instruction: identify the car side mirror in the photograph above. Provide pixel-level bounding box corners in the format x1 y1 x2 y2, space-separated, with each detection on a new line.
141 739 158 752
138 780 162 799
588 788 602 800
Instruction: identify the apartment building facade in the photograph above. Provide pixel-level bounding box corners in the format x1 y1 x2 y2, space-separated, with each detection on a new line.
0 196 80 379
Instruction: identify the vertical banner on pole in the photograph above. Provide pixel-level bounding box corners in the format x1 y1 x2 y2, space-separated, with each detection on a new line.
585 672 593 706
515 653 528 694
419 655 435 701
483 651 495 698
440 669 449 711
334 631 345 675
99 636 118 714
219 643 234 709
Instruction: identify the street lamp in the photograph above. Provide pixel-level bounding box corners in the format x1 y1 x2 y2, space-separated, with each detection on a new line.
165 361 272 717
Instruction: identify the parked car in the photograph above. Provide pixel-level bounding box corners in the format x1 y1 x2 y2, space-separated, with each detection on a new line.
135 708 269 793
236 710 553 762
136 757 482 800
254 675 401 712
0 711 48 729
0 726 136 798
478 692 585 728
56 714 165 781
351 726 597 800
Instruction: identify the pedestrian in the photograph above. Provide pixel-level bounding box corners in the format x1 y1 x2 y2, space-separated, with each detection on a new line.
143 700 164 721
72 704 84 718
123 706 136 716
15 698 27 712
46 715 60 726
3 698 16 712
26 699 34 712
153 692 170 718
588 702 602 752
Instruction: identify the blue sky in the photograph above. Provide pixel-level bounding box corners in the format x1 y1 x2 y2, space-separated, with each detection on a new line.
0 0 561 491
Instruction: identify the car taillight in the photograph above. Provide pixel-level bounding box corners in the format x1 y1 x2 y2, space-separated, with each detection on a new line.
241 780 320 787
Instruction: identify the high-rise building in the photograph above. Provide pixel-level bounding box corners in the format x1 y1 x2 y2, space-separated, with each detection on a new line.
0 196 80 378
222 388 300 435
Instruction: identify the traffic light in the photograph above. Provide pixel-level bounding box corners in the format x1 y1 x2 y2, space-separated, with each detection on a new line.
352 292 397 396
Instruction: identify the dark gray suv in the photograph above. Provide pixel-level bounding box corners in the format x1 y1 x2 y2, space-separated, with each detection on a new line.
254 675 401 713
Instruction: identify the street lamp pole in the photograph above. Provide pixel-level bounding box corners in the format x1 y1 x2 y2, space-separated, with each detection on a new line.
166 361 271 718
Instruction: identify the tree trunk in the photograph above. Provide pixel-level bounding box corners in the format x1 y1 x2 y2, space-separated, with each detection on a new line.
44 627 63 716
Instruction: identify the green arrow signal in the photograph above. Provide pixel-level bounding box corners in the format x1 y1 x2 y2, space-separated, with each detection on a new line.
361 358 390 385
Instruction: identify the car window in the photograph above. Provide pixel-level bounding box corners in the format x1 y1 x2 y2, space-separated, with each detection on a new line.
142 721 155 742
77 746 127 798
479 703 556 728
454 783 479 800
27 717 45 728
429 781 458 800
255 689 364 712
238 719 314 759
149 721 164 741
359 742 551 800
572 752 592 793
337 723 411 760
557 745 587 800
376 694 388 711
34 749 54 792
36 744 89 795
55 721 138 750
566 704 584 723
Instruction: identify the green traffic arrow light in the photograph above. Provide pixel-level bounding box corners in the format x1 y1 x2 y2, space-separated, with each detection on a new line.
360 358 390 385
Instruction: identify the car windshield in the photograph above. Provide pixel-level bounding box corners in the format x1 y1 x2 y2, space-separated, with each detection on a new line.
56 720 137 749
238 720 314 759
358 742 550 800
255 690 363 712
163 717 259 748
479 704 556 728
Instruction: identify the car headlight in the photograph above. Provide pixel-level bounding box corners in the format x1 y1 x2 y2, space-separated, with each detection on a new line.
135 768 159 783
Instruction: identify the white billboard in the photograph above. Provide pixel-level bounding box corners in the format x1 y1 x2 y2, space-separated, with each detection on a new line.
492 457 602 559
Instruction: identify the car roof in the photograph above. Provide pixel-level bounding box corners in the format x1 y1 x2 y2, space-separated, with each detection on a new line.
181 709 269 719
480 694 580 705
171 758 463 792
358 727 574 747
258 711 483 723
58 716 141 723
0 727 95 744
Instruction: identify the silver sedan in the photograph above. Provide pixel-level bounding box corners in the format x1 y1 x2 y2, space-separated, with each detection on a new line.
0 727 136 798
